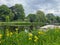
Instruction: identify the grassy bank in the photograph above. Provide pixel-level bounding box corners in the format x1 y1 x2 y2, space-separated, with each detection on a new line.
0 28 60 45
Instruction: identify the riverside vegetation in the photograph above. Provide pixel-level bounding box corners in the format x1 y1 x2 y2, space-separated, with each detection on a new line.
0 28 60 45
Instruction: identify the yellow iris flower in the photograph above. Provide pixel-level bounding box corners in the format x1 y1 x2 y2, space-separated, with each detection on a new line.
34 36 38 40
28 33 33 37
29 38 32 40
0 34 2 39
38 31 44 34
34 39 37 42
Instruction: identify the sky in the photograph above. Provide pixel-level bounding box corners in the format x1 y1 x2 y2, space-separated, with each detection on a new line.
0 0 60 16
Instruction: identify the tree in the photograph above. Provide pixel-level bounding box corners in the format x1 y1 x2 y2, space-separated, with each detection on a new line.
56 16 60 23
0 5 14 21
36 10 47 23
27 14 37 22
46 13 56 24
10 4 25 21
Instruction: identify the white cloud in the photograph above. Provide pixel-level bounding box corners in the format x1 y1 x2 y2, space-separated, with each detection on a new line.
0 0 26 6
0 0 60 16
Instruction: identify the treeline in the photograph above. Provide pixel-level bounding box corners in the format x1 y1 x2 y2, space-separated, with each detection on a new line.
0 4 60 25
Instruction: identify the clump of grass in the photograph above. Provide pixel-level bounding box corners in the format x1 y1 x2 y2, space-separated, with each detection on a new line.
0 28 60 45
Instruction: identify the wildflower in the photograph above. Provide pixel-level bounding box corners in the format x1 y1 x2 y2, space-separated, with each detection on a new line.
29 38 32 40
0 41 1 44
15 28 18 31
34 36 38 40
34 39 37 42
0 34 2 39
10 32 13 35
28 33 33 37
10 32 13 37
38 31 44 34
34 36 38 42
6 33 10 37
6 32 13 37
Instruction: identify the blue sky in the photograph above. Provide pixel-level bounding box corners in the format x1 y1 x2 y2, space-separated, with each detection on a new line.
0 0 60 16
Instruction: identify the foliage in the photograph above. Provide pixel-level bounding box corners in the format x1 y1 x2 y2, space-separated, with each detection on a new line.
46 13 57 24
0 4 60 25
0 28 60 45
36 10 47 23
0 5 14 21
10 4 25 21
27 14 37 22
56 16 60 23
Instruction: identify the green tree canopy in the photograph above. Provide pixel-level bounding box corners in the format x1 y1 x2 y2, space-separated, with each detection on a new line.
10 4 25 21
36 10 47 22
56 16 60 23
0 5 14 21
27 14 37 22
46 13 56 24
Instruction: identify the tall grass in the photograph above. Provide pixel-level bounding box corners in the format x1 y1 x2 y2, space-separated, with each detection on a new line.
0 28 60 45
